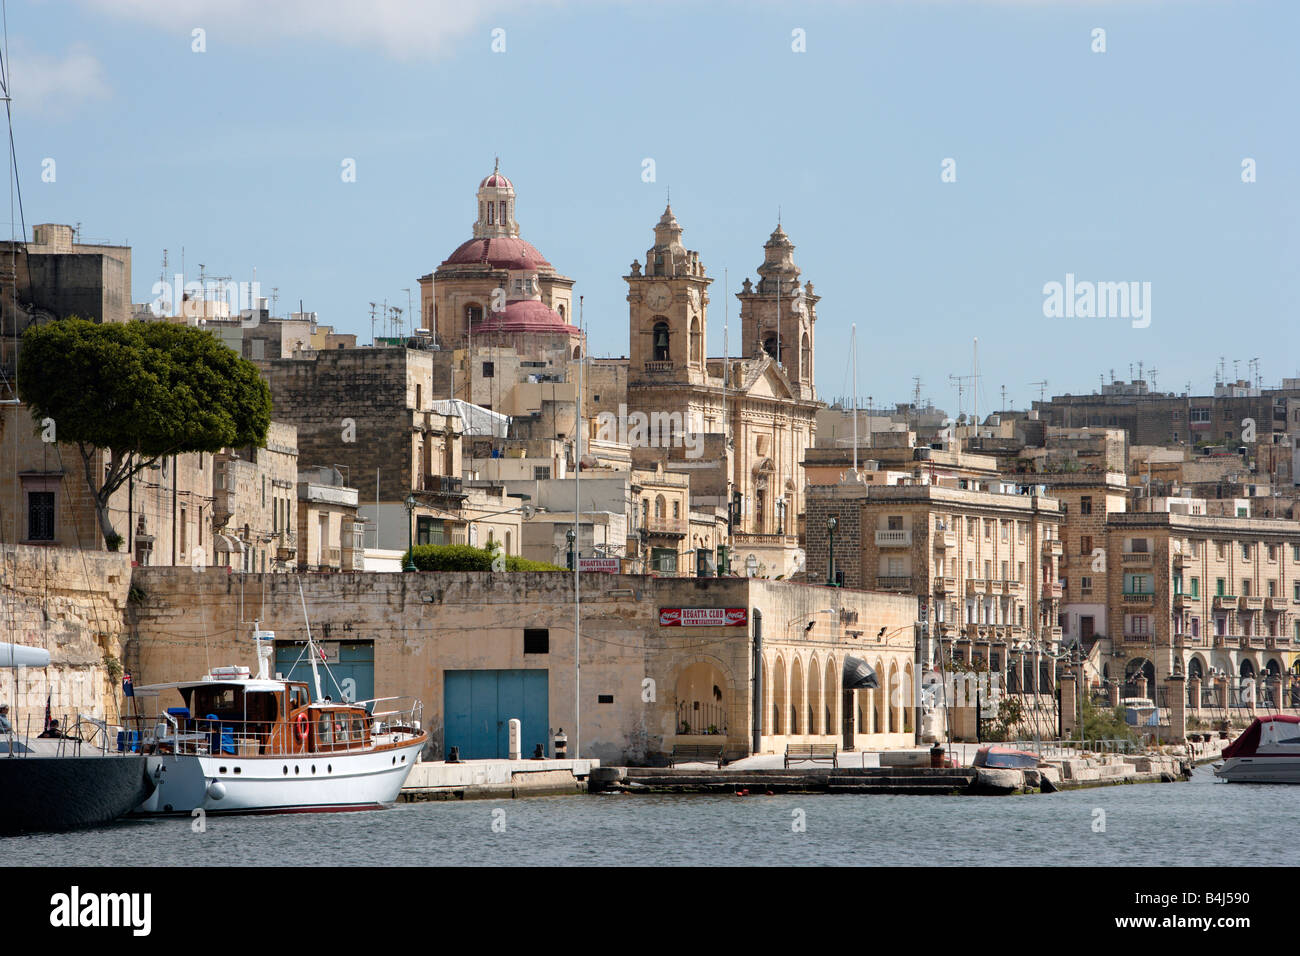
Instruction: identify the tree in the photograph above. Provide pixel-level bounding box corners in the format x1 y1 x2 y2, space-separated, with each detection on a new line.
16 317 271 546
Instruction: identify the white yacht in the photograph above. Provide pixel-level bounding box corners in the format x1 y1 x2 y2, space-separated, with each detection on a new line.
1214 715 1300 784
133 624 426 816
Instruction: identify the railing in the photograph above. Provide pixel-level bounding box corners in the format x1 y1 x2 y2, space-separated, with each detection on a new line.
1122 591 1153 604
645 516 686 535
933 575 957 594
676 701 727 737
876 576 913 590
1120 552 1151 563
1239 596 1265 611
421 474 465 496
643 361 675 373
141 697 423 757
1003 738 1140 757
731 532 796 546
1212 594 1237 608
1 711 132 757
933 530 956 549
875 529 912 547
966 578 988 596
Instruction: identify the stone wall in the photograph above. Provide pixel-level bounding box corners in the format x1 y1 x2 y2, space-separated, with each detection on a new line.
0 544 132 730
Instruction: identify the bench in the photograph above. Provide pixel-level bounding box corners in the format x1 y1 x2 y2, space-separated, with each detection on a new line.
785 743 839 768
670 743 726 768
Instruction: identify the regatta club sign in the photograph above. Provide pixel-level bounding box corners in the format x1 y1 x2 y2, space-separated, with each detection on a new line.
579 557 619 573
659 607 748 627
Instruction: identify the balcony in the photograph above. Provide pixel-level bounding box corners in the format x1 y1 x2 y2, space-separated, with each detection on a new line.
995 579 1023 596
1123 632 1152 643
933 530 956 550
642 360 675 373
1172 552 1189 569
421 474 466 499
933 576 957 595
1172 592 1187 609
1121 552 1151 564
1043 583 1064 600
1042 540 1063 558
731 532 796 547
1212 594 1237 610
1265 596 1285 611
1267 635 1292 649
1122 591 1153 605
964 623 1012 643
1247 635 1266 649
1239 595 1265 611
1043 626 1063 643
646 516 686 537
1214 634 1241 649
875 529 912 548
875 575 913 591
966 579 988 596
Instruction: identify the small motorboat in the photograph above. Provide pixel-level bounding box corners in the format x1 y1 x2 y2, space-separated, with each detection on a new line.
1214 715 1300 784
972 745 1043 770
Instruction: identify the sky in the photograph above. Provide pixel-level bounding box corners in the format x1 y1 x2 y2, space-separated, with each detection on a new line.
10 0 1299 416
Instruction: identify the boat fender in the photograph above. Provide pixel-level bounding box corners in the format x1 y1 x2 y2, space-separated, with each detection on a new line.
207 780 226 800
295 712 309 744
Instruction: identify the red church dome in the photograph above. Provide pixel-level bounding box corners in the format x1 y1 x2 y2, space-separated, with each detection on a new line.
441 236 553 271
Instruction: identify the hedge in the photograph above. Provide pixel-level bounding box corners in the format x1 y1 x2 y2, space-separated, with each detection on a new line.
402 544 566 572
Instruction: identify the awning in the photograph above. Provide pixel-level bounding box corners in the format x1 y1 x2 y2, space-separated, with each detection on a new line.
843 656 879 690
214 533 245 554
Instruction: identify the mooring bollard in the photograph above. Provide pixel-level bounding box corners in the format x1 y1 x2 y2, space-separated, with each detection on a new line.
553 727 567 760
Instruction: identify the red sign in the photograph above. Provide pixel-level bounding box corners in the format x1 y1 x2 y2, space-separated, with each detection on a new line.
579 557 619 574
659 607 748 627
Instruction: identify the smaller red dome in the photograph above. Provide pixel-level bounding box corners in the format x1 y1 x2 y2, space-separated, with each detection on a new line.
478 299 578 334
479 173 513 189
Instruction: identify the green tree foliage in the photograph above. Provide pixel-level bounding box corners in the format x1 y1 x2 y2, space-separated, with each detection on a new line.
1080 693 1139 744
403 543 565 572
17 317 271 544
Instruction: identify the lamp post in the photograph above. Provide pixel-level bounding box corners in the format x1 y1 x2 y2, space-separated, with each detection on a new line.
402 494 417 572
826 515 838 587
776 497 786 536
566 528 576 571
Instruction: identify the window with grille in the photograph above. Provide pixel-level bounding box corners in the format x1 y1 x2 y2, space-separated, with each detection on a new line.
27 491 55 541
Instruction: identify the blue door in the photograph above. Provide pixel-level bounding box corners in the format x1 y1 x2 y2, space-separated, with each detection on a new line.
443 669 549 759
274 641 375 707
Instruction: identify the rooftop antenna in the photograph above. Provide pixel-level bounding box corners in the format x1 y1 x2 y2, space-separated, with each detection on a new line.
1149 367 1158 392
1000 384 1007 413
369 302 377 346
1233 358 1240 382
271 287 279 318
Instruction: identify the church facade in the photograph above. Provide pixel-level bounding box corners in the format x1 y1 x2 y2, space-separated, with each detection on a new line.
624 207 823 577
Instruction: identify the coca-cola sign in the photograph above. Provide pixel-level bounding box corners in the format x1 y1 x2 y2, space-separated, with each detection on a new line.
659 607 748 627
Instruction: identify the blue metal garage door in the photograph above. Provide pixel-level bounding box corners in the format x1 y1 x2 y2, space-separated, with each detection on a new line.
443 669 549 759
274 641 375 706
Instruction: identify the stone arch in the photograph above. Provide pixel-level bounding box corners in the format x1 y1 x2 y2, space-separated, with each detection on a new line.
673 654 734 737
823 656 837 740
887 662 900 734
800 332 810 380
762 653 774 740
807 653 821 735
573 344 582 359
689 316 701 364
773 653 787 736
791 657 805 736
1123 657 1155 698
652 320 671 361
874 657 886 735
903 661 914 735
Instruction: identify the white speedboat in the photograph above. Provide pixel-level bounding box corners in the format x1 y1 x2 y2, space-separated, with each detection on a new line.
1214 715 1300 784
133 620 426 816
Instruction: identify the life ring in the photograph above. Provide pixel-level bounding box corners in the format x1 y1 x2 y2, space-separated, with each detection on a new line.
295 712 309 744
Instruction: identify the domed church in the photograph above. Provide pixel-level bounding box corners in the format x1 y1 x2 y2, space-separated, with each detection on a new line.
419 162 584 358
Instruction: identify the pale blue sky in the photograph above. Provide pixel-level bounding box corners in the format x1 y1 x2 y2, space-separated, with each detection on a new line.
13 0 1298 414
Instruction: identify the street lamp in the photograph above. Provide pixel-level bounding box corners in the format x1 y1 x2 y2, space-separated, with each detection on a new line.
826 515 838 587
566 527 576 571
402 494 417 572
776 497 786 536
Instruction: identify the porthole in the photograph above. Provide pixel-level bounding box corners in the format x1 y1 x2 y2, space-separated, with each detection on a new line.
234 767 242 774
327 764 332 773
401 755 406 762
311 765 317 775
219 766 227 774
391 756 396 765
283 766 288 775
295 765 300 775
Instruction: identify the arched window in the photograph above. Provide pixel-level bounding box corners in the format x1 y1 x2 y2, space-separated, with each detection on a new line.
801 332 810 378
573 345 582 359
690 317 701 364
655 495 665 519
653 321 670 362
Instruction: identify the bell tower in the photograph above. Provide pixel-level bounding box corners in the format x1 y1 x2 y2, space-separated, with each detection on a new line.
736 224 818 401
626 205 711 386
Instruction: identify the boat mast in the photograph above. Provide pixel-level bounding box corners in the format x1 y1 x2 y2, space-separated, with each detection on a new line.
296 579 323 701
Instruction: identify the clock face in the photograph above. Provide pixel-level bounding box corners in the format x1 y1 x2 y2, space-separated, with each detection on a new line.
647 283 672 312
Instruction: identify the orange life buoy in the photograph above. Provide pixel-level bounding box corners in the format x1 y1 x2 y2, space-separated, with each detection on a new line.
295 712 309 744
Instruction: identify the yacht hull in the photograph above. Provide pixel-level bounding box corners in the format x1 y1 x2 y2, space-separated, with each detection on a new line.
1214 756 1300 784
135 737 426 815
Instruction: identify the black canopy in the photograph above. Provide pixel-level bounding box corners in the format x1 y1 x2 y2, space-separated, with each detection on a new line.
842 656 879 690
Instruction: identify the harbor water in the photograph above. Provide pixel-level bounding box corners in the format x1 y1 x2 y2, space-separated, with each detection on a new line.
4 766 1297 866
